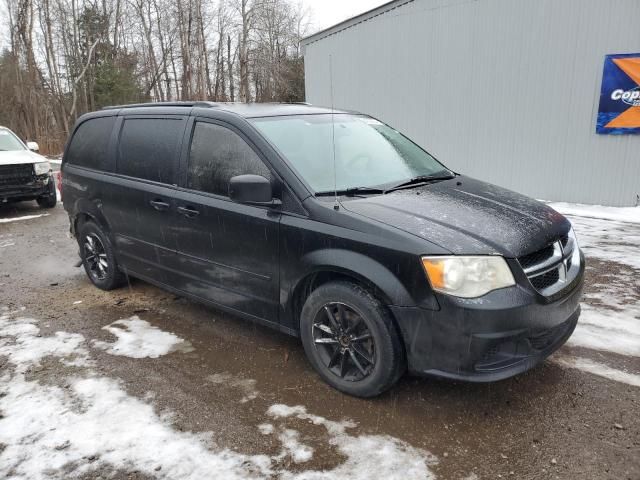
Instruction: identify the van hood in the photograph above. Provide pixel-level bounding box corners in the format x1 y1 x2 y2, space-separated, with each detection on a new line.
341 176 570 257
0 150 46 166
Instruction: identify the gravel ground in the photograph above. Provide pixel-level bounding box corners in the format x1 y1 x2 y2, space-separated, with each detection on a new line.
0 197 638 480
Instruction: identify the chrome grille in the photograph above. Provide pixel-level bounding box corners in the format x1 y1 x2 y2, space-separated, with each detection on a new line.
518 233 580 296
530 268 559 290
560 234 569 249
519 244 555 270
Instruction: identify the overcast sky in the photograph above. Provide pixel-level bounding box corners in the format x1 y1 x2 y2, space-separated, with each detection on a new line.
0 1 389 49
305 0 390 33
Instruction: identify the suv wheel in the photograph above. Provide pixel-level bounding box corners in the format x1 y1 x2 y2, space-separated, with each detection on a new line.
36 177 57 208
300 281 405 397
78 221 126 290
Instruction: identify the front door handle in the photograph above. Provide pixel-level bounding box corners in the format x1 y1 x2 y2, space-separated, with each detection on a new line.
177 206 200 218
149 199 170 211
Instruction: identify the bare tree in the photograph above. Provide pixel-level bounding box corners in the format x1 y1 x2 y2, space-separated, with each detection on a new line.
0 0 308 152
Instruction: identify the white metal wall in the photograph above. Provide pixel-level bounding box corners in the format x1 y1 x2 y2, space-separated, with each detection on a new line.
303 0 640 207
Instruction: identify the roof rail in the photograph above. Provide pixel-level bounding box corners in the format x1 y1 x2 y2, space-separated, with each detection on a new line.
102 101 219 110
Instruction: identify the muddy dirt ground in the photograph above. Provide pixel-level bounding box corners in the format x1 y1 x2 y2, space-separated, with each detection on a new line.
1 196 638 480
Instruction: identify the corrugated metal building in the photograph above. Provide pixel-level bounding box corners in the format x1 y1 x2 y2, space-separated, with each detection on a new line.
301 0 640 207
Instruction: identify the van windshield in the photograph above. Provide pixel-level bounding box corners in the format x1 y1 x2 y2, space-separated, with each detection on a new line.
0 129 26 152
251 114 451 193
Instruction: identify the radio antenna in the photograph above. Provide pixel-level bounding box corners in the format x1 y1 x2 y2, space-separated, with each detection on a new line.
329 54 339 211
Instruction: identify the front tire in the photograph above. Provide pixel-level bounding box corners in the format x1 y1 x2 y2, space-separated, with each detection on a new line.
36 177 57 208
78 221 126 290
300 281 405 398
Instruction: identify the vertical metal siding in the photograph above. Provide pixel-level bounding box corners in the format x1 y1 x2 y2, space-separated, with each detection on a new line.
303 0 640 207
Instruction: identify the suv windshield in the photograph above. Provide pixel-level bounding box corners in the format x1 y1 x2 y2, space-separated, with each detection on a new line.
0 129 26 152
251 114 451 193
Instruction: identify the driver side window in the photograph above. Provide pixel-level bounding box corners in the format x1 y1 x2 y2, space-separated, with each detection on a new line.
187 122 271 197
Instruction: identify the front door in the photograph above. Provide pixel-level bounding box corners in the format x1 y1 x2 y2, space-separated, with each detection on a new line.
170 119 280 324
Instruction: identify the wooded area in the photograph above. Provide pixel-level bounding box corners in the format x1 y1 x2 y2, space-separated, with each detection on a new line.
0 0 310 153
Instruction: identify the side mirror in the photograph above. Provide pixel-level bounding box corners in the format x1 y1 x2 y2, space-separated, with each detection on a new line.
26 141 39 152
229 174 280 206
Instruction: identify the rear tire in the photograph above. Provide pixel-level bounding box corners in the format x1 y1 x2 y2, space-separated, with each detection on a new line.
300 281 405 398
78 221 126 290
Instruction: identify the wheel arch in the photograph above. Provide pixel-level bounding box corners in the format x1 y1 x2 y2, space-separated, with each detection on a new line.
72 198 114 240
288 249 414 332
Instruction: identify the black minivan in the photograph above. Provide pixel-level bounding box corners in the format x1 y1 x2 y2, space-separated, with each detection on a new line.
62 102 584 397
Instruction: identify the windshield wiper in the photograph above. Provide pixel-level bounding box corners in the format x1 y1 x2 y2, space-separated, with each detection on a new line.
384 173 456 193
315 186 385 197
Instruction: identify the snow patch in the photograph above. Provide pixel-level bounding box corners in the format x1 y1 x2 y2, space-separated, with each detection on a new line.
267 404 438 479
566 215 640 269
1 375 273 480
568 304 640 357
258 423 275 435
554 355 640 387
0 213 49 224
276 429 314 463
268 404 354 436
548 202 640 224
207 372 259 403
548 205 640 385
0 315 90 371
92 316 192 359
0 310 438 479
0 309 271 479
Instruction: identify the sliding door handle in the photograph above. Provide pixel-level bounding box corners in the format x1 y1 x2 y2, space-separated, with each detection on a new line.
149 200 170 211
177 206 200 218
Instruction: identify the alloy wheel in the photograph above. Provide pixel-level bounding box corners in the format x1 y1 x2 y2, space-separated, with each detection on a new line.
312 302 376 382
84 234 109 281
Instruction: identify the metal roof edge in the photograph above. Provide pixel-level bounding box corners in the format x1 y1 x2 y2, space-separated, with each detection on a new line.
301 0 414 49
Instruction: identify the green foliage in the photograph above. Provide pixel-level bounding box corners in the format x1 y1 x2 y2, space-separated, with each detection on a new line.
276 57 305 103
93 55 147 109
0 50 20 128
76 5 146 109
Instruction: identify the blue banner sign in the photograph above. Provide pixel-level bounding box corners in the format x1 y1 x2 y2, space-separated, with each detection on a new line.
596 53 640 135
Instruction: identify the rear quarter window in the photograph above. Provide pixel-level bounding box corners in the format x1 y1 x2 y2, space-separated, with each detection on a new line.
65 116 116 171
117 117 184 184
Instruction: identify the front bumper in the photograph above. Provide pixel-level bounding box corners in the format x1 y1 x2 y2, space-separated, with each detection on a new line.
0 175 52 201
391 254 584 382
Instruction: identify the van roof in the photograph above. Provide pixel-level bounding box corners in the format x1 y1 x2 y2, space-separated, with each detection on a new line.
101 101 352 118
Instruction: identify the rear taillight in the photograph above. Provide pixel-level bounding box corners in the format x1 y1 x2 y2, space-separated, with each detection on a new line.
56 171 63 200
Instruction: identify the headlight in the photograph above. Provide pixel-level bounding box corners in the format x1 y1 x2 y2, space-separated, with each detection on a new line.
568 227 581 265
568 226 579 249
421 256 515 298
34 162 51 175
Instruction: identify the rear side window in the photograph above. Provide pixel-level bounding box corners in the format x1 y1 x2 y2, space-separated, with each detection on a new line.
117 117 184 184
187 122 271 196
66 117 116 171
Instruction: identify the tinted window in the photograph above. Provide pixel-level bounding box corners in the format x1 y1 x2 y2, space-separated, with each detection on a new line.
117 118 184 184
187 122 271 196
66 116 116 171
